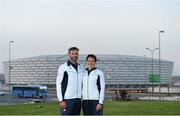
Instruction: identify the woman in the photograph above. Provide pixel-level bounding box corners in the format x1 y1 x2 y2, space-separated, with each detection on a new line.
82 54 105 115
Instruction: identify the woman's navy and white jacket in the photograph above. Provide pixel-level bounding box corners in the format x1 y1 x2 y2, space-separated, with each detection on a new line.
56 61 84 102
82 68 105 104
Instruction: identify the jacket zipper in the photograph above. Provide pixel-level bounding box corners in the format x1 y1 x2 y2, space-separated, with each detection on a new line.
87 72 89 99
77 70 78 98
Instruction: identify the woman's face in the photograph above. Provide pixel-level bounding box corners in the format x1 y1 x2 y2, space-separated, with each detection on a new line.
86 57 96 69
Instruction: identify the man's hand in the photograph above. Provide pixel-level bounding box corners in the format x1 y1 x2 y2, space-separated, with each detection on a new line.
59 101 67 109
96 103 103 111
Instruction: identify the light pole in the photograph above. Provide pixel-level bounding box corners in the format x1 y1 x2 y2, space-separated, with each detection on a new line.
159 30 165 100
144 55 149 98
146 48 158 96
8 40 14 104
144 55 147 88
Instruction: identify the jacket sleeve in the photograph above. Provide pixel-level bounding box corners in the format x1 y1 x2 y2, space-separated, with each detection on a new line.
56 66 64 102
99 71 105 104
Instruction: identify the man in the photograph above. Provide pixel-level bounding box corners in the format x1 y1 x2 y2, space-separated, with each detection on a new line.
56 47 84 115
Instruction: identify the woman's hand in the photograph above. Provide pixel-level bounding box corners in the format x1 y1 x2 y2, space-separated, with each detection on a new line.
96 103 103 111
59 101 67 109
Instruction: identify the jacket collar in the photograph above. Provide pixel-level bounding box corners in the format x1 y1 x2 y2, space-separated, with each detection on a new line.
86 67 97 75
67 60 79 66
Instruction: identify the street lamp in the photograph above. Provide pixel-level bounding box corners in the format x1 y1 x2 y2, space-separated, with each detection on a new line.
8 40 14 104
159 30 165 100
144 55 150 99
146 48 159 96
144 55 148 94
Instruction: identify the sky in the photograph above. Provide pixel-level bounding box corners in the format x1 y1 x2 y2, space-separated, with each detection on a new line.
0 0 180 75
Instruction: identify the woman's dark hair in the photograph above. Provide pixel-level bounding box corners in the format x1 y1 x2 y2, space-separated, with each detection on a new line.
86 54 97 62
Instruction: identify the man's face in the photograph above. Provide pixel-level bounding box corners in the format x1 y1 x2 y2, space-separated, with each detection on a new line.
68 50 79 62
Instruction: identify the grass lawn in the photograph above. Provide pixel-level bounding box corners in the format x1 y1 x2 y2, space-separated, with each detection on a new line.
0 100 180 115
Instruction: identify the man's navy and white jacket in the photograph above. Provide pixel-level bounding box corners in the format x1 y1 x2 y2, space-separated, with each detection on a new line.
82 67 105 104
56 61 84 102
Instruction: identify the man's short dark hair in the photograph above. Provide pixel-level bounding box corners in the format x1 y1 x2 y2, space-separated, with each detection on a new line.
86 54 97 62
68 47 79 53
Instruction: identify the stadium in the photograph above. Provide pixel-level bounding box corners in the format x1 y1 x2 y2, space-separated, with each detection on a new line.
3 54 174 92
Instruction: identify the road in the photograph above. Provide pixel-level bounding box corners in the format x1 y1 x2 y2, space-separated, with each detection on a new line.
0 93 57 105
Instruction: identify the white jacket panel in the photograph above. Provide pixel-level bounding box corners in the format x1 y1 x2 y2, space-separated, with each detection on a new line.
82 69 105 104
56 62 84 102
